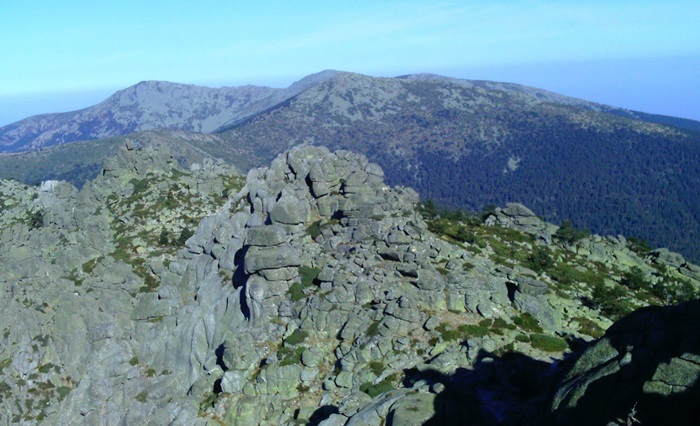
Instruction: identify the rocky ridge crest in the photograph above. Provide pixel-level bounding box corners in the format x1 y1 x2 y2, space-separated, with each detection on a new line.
0 143 699 424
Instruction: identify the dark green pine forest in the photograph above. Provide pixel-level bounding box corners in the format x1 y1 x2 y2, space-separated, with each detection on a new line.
410 122 700 260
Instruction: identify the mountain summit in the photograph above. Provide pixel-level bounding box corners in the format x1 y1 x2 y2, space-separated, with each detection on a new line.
0 73 339 153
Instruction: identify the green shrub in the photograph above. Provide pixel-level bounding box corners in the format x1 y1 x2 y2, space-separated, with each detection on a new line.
369 361 384 376
575 317 605 338
359 373 399 398
289 266 322 302
515 334 531 343
626 237 652 256
285 329 309 346
38 363 56 374
436 323 490 341
158 229 169 245
56 386 72 401
427 219 448 235
530 334 569 352
288 282 307 302
306 220 323 239
620 266 650 290
419 199 438 220
512 313 543 333
298 266 321 287
360 380 394 398
82 257 103 274
129 178 149 195
367 321 381 337
176 228 194 246
452 225 477 244
28 210 44 229
435 267 449 276
278 345 305 366
555 220 588 244
550 262 605 288
458 324 490 338
527 246 554 272
591 283 631 320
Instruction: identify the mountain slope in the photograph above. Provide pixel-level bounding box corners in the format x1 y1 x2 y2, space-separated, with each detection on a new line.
0 81 283 152
212 72 700 261
0 73 339 153
0 130 229 187
2 70 699 260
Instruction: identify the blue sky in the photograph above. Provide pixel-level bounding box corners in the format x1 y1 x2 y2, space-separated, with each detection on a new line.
0 0 699 126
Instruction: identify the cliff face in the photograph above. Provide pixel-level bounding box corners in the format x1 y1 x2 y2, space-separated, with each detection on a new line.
0 143 698 425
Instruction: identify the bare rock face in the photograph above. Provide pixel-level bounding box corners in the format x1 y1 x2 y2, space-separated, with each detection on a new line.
551 299 700 425
487 202 557 243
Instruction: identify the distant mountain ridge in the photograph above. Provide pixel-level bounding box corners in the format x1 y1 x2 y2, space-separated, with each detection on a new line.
2 70 700 261
3 70 698 153
209 71 700 261
0 72 341 152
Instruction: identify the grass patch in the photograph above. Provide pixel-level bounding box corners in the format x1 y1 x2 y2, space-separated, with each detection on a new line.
575 317 605 338
289 266 321 302
285 329 309 346
367 321 380 337
436 322 490 342
359 373 399 398
512 313 543 333
530 334 569 352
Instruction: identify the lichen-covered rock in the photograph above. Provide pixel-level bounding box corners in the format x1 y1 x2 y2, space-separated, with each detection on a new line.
3 140 699 425
551 299 700 425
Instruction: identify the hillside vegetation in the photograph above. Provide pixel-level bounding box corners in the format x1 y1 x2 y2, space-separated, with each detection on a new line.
214 73 700 261
1 70 699 263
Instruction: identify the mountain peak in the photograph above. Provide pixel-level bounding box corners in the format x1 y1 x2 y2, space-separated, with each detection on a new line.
286 69 347 93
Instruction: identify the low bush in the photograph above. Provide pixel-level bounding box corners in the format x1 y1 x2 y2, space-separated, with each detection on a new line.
530 334 569 352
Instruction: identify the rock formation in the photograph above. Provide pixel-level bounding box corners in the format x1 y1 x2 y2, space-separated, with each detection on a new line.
0 142 698 425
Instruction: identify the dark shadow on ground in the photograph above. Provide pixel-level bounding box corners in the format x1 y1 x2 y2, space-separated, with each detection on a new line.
412 348 573 425
413 298 700 426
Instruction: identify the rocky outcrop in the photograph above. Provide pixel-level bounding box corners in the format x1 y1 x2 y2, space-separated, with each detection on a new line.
2 141 699 425
165 145 589 424
0 140 242 424
486 203 557 243
551 299 700 425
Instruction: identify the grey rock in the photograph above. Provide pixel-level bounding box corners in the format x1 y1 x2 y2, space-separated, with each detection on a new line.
269 191 310 225
244 245 301 273
388 393 438 425
552 299 700 425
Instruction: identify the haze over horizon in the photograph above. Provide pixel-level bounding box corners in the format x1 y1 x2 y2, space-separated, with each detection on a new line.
1 0 699 126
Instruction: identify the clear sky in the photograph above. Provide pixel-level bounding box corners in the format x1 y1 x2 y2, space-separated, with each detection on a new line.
1 0 698 126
